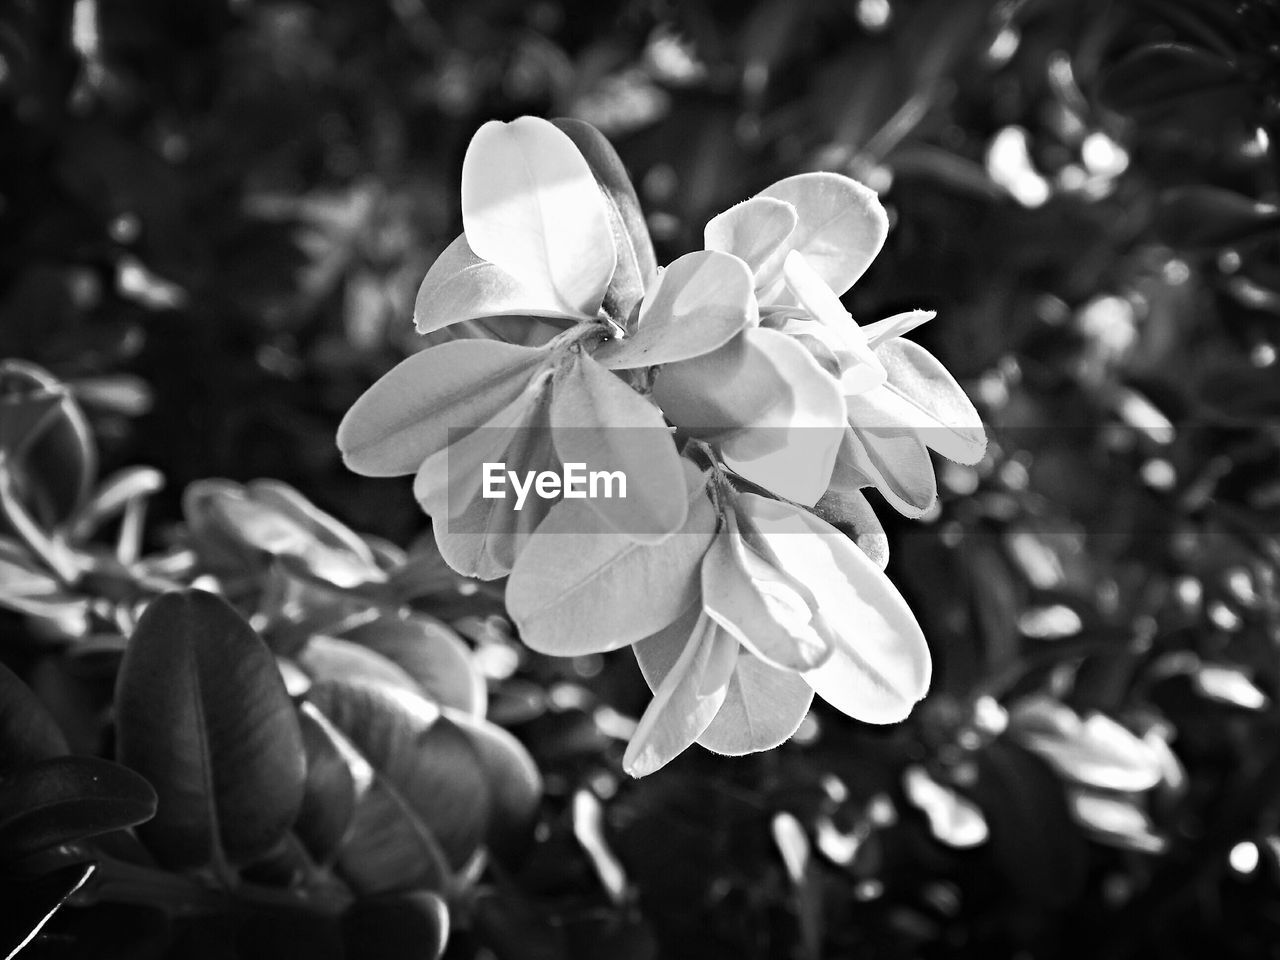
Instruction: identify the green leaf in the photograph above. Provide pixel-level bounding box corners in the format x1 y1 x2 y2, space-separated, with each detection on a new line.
738 494 931 723
550 353 689 541
415 234 593 335
307 679 491 871
552 117 658 323
342 891 450 960
0 660 69 772
505 459 716 656
341 616 487 718
0 755 157 858
115 590 307 870
592 251 757 370
461 117 617 318
755 172 889 302
704 196 799 280
623 606 738 777
337 341 549 478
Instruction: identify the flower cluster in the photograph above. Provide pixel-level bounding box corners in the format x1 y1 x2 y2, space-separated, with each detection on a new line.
338 116 986 776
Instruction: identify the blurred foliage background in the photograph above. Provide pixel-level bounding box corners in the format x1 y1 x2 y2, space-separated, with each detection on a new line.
3 0 1280 957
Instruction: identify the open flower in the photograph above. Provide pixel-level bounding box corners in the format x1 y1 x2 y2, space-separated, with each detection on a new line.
338 117 757 577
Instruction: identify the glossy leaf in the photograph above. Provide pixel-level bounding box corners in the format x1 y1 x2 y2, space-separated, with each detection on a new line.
704 196 799 280
342 616 487 718
337 341 548 477
552 117 658 323
0 755 157 858
593 251 757 370
636 628 813 756
655 328 845 505
295 702 363 865
506 460 716 655
755 172 889 301
876 339 986 463
307 679 491 870
739 494 931 723
299 636 422 694
415 234 594 335
115 590 307 869
550 352 689 540
462 117 616 318
700 512 833 671
623 607 738 777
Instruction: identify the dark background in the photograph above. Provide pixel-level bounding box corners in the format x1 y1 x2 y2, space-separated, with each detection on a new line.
3 0 1280 957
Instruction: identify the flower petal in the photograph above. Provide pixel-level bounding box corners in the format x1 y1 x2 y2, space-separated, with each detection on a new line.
593 251 757 370
701 511 833 671
756 172 889 300
337 341 549 477
550 354 689 541
623 608 738 777
414 235 594 335
704 197 798 280
505 460 716 656
461 117 617 317
738 494 931 724
878 339 986 464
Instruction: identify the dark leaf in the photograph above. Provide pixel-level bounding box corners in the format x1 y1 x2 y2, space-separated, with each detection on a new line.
0 660 69 773
1155 186 1280 249
115 590 307 870
444 710 541 863
0 756 156 859
971 738 1088 907
1098 43 1243 122
342 891 450 960
307 679 491 871
294 702 360 865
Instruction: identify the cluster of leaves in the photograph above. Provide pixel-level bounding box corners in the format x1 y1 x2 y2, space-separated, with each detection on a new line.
0 362 541 959
338 113 987 776
4 0 1280 958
